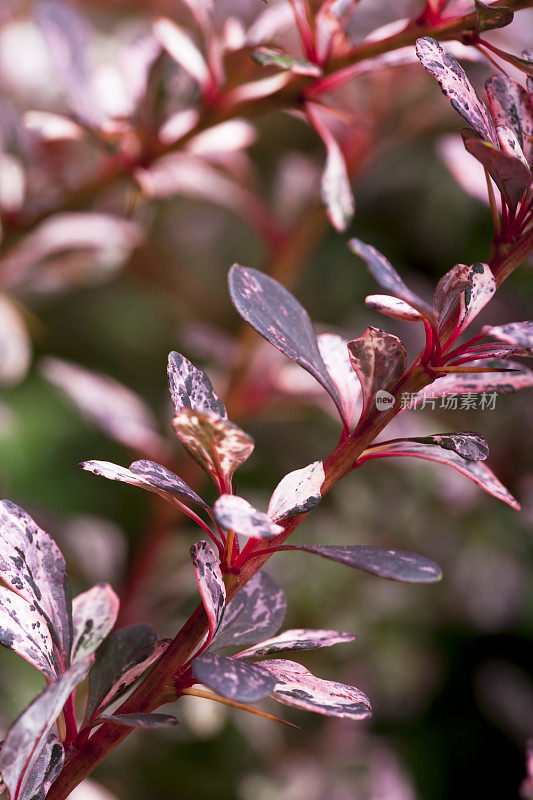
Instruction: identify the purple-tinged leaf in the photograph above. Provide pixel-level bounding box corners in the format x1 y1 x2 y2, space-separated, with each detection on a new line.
462 130 531 208
474 0 514 31
237 629 355 658
267 461 325 522
85 625 164 720
172 409 254 486
435 261 496 337
228 265 346 424
365 294 423 322
192 653 276 702
252 47 322 77
190 542 225 643
71 583 119 663
0 501 72 670
260 659 371 720
415 37 498 146
19 733 64 800
0 657 92 800
482 321 533 347
40 358 165 458
97 713 178 729
486 75 533 164
317 334 361 430
213 496 283 540
211 572 286 651
365 441 519 509
410 359 533 399
0 587 55 678
79 460 208 512
168 352 226 419
348 239 433 319
398 432 489 461
152 18 209 87
454 342 533 359
433 262 470 322
348 328 406 416
496 126 529 166
290 544 442 583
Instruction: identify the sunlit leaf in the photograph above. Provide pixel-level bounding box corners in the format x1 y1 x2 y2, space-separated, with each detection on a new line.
190 541 225 643
71 583 119 663
192 653 276 702
365 294 423 322
267 461 325 522
237 628 355 658
486 76 532 163
168 351 226 419
211 572 286 650
153 18 209 86
213 495 283 539
252 47 322 77
482 321 533 347
496 126 529 166
0 587 55 678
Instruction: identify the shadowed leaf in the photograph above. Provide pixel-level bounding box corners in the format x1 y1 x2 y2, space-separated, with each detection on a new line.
268 461 325 522
190 542 225 643
237 629 355 658
97 713 178 729
168 351 226 419
211 572 286 650
19 733 64 800
399 432 489 461
462 130 531 208
435 261 496 336
0 587 55 678
0 296 31 388
71 583 119 663
213 496 283 540
318 334 361 429
153 18 209 86
348 328 406 416
474 0 514 31
192 653 276 702
252 47 322 76
497 126 529 166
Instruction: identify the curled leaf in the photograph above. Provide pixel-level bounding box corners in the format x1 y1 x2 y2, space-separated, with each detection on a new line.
267 461 325 522
348 327 406 417
192 653 276 702
153 18 209 87
213 495 283 540
190 541 225 643
486 76 532 162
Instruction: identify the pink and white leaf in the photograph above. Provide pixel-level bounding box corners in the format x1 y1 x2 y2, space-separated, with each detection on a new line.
168 351 226 419
365 294 424 322
190 541 225 643
187 120 256 156
482 321 533 347
224 73 291 107
192 652 276 702
213 495 282 540
455 262 496 338
496 126 530 167
0 587 56 678
318 333 361 429
486 75 533 164
17 734 64 800
152 18 209 87
237 628 355 658
260 659 371 720
387 432 489 461
348 328 407 416
268 461 325 522
410 359 533 399
71 583 119 663
0 657 92 800
0 295 31 387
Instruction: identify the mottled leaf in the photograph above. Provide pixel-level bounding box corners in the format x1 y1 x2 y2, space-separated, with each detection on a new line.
290 544 442 583
482 321 533 347
0 657 92 800
168 351 226 419
85 625 163 720
40 358 164 458
252 47 322 77
213 496 283 540
71 583 119 663
0 501 72 670
435 261 496 337
486 76 532 164
0 587 55 678
228 265 345 423
97 713 178 729
347 328 407 416
365 441 519 509
348 238 433 319
237 629 355 658
365 294 423 322
190 542 225 643
454 341 533 360
211 572 286 650
462 130 531 208
318 334 361 430
172 409 254 486
415 37 498 145
320 130 354 233
400 432 489 461
192 653 276 702
261 659 371 720
411 359 533 398
474 0 514 31
497 126 530 168
18 734 63 800
267 461 325 522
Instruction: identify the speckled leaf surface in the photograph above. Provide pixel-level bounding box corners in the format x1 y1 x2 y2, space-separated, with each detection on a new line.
486 76 533 164
410 359 533 399
168 351 227 419
211 572 286 650
453 342 533 360
0 587 55 678
348 328 406 415
416 37 498 146
228 266 345 421
18 734 64 800
462 130 531 208
482 322 533 347
213 496 283 539
192 653 276 702
400 432 489 461
292 545 442 583
0 501 72 670
0 657 92 800
237 628 355 658
97 713 178 729
261 659 371 720
318 334 361 430
191 541 225 643
71 583 119 663
365 294 423 322
497 126 529 166
435 262 496 336
267 461 325 522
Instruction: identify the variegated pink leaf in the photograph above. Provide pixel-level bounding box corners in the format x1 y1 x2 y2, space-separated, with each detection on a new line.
267 461 325 522
172 409 254 486
260 659 371 720
318 334 361 430
0 587 55 678
348 328 406 416
486 75 533 165
85 625 166 720
190 541 225 643
496 126 529 167
79 460 209 512
415 37 498 146
192 653 276 702
288 545 442 583
0 657 92 800
19 733 64 800
213 496 283 540
40 358 164 458
152 18 209 87
364 441 519 509
71 583 119 663
237 629 355 658
462 130 532 208
388 432 489 461
211 572 286 651
228 266 346 425
348 238 433 319
97 713 178 729
365 295 423 322
435 262 496 337
252 48 322 77
168 351 226 419
482 322 533 347
0 501 72 670
410 359 533 399
454 342 533 360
